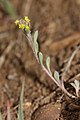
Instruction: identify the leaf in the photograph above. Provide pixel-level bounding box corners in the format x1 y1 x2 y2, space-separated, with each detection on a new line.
0 112 2 120
54 71 59 81
39 52 43 65
71 80 80 97
71 80 80 90
0 0 17 18
34 30 39 54
34 41 39 54
74 79 80 89
70 83 76 89
34 30 38 43
46 56 51 73
18 81 24 120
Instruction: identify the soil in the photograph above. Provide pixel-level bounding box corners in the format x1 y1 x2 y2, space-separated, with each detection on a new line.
0 0 80 120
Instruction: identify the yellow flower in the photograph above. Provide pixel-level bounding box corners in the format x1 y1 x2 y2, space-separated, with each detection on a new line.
24 16 30 23
25 25 30 31
15 17 30 32
15 19 19 25
19 24 25 29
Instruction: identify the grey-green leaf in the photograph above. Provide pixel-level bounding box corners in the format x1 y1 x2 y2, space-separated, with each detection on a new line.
46 56 50 70
34 30 39 54
71 79 80 90
34 41 39 54
39 52 43 65
34 30 38 43
54 71 59 81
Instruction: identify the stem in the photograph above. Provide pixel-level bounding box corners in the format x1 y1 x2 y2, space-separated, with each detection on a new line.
25 32 76 99
41 64 76 98
25 32 39 63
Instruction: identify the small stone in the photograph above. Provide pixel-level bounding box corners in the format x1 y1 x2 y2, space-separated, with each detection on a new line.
32 102 61 120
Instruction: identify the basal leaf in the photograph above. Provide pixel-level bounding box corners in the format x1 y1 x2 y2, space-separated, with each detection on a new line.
70 83 76 89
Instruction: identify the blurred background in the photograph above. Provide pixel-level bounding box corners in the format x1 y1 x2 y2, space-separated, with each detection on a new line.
0 0 80 119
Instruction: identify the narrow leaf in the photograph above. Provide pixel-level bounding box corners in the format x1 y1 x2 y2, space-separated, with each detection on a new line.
0 112 2 120
34 30 39 54
46 56 50 69
34 41 39 54
39 52 43 65
18 81 24 120
34 30 38 43
0 0 16 18
46 56 52 74
54 71 59 81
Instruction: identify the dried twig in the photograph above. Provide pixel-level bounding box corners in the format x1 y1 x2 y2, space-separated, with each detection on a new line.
62 45 80 81
49 32 80 53
0 41 15 68
0 32 8 39
69 73 80 83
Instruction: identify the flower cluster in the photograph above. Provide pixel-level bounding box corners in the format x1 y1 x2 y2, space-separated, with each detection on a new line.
15 16 30 31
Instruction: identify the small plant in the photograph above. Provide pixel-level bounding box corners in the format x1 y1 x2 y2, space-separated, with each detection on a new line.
15 16 80 99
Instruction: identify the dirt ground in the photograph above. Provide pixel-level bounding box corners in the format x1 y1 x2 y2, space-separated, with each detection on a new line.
0 0 80 119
